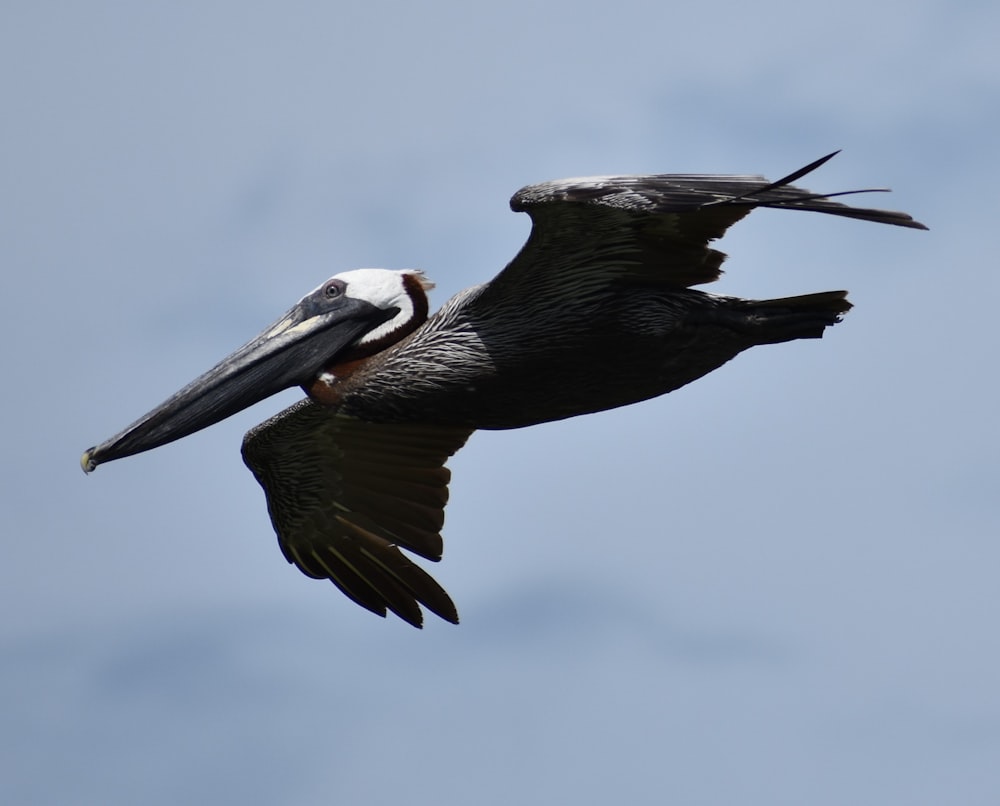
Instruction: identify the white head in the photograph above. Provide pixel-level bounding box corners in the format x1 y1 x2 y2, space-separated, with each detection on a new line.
306 268 434 349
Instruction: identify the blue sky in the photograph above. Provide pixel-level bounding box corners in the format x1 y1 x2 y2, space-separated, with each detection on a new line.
3 1 998 804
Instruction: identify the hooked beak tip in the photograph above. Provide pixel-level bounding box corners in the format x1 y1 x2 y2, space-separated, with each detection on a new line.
81 448 98 474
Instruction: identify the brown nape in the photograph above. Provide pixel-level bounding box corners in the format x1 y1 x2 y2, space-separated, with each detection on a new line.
401 270 431 323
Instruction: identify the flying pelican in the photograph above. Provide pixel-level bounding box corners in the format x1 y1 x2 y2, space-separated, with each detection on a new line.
81 153 926 627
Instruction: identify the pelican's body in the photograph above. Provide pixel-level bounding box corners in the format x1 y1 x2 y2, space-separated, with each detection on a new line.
83 153 926 627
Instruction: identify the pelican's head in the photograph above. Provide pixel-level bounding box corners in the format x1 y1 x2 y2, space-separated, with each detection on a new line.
319 268 433 358
81 268 432 472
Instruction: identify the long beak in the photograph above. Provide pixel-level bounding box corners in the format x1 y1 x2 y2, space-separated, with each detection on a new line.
82 295 393 472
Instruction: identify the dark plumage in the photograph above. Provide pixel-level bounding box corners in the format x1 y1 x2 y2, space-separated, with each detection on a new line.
83 152 926 627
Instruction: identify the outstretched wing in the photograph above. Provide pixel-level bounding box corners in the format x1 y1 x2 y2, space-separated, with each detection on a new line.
241 398 473 627
485 152 926 300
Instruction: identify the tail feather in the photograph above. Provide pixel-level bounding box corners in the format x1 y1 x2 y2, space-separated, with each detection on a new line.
733 290 852 344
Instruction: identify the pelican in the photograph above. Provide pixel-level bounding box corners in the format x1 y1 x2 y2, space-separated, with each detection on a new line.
81 153 926 627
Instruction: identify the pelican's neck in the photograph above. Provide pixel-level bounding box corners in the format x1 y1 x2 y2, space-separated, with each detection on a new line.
304 273 432 408
303 356 368 407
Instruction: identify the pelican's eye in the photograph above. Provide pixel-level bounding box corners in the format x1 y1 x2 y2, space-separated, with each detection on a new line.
323 279 346 299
